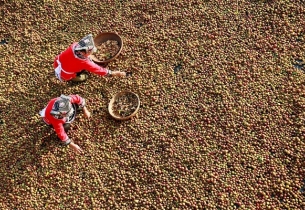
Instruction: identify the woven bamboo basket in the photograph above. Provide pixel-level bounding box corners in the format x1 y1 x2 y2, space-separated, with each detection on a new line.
108 91 140 120
92 32 123 66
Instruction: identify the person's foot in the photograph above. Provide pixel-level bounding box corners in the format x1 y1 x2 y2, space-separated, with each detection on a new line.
71 73 88 82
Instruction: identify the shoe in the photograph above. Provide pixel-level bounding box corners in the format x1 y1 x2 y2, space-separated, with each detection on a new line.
71 73 88 82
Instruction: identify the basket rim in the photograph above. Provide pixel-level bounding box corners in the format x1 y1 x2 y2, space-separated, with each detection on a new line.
93 32 123 64
108 91 140 120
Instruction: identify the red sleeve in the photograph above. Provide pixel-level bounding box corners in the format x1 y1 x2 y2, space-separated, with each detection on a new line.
69 94 85 107
53 55 59 69
53 122 69 142
84 60 108 76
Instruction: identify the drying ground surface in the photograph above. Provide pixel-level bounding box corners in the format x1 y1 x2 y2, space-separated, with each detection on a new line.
0 0 305 209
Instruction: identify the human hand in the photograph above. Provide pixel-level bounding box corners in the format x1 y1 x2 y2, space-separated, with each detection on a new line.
112 71 126 77
69 142 84 154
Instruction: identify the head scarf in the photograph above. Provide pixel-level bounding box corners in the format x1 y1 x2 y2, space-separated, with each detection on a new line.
75 34 97 53
50 95 73 119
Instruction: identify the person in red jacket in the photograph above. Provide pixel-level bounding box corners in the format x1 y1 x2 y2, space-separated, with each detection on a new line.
39 94 91 154
54 34 126 82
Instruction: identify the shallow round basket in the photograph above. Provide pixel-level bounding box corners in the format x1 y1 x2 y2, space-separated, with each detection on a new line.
108 91 140 121
93 32 123 65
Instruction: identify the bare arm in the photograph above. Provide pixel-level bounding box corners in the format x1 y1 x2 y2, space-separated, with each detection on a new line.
83 106 91 118
69 142 83 154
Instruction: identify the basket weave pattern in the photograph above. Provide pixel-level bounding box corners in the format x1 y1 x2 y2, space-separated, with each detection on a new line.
108 91 140 120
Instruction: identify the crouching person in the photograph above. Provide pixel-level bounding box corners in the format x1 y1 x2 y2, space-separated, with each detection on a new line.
39 94 91 154
54 34 126 82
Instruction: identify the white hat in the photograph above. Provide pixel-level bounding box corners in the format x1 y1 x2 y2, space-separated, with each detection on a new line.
75 34 97 53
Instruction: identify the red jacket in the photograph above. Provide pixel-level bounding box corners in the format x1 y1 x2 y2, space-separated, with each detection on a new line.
53 42 108 81
42 95 85 143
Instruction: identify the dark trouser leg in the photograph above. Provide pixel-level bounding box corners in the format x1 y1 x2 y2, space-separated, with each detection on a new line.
71 70 88 82
77 70 87 75
63 123 71 132
74 104 83 113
